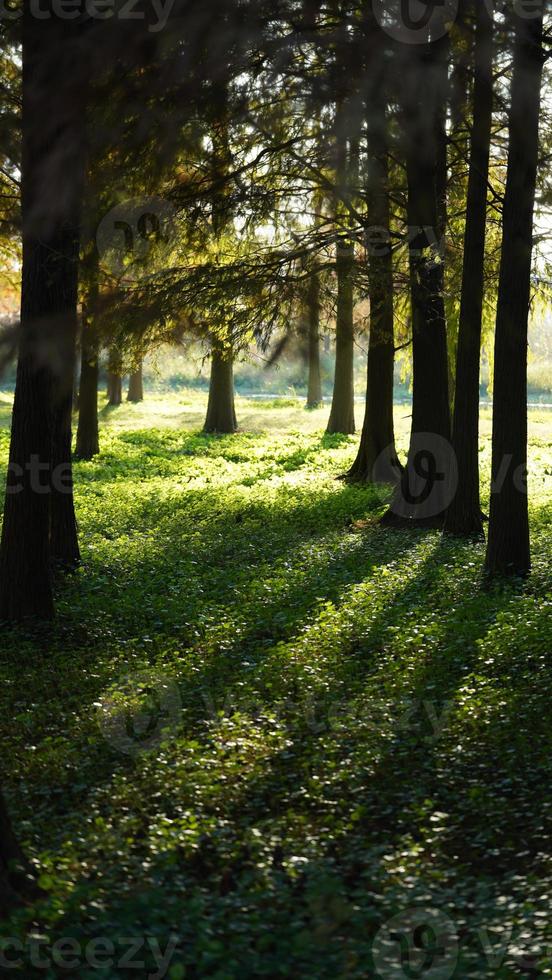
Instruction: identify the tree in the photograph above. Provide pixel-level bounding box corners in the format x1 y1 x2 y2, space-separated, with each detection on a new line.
347 41 399 483
202 75 239 434
75 246 100 460
326 95 358 436
305 270 323 409
0 12 86 619
444 0 494 539
107 348 123 407
204 345 238 433
127 362 144 403
485 2 545 577
326 236 356 433
382 29 452 527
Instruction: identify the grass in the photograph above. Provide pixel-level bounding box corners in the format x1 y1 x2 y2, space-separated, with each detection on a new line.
0 391 550 978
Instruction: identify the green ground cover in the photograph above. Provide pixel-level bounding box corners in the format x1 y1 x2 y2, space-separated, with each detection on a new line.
0 392 550 978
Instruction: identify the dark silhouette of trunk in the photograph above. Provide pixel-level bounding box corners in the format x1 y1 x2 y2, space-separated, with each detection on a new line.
0 13 85 620
204 343 238 433
75 249 100 460
203 79 238 435
445 0 494 539
73 323 81 412
306 272 322 409
127 362 144 402
485 5 544 578
327 240 355 433
348 97 398 482
327 95 357 435
382 37 451 527
447 0 473 407
50 329 80 569
107 349 123 406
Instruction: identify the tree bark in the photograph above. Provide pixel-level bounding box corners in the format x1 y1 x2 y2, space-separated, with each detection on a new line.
107 349 123 407
326 238 356 434
75 249 100 460
444 0 494 539
203 343 238 434
348 97 398 482
306 272 323 409
50 335 80 569
327 95 357 436
382 37 452 527
0 12 85 619
107 373 122 406
127 362 144 402
485 4 544 577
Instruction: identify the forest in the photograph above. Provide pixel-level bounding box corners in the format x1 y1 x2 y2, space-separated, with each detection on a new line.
0 0 551 977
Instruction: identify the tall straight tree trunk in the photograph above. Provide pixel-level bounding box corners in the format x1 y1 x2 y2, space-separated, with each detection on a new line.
127 362 144 402
204 342 237 433
203 78 238 434
327 239 355 433
348 96 398 482
0 12 86 619
382 36 452 527
306 271 323 409
327 95 357 435
485 4 544 577
76 248 100 460
445 0 494 539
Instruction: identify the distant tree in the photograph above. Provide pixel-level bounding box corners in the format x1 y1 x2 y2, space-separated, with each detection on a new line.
305 270 323 409
127 362 144 403
204 345 238 433
75 245 100 460
107 348 123 407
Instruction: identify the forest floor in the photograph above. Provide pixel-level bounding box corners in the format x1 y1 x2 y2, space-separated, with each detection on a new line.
0 391 551 979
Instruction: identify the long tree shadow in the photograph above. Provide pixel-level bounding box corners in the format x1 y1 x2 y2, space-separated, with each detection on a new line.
15 538 532 979
0 483 415 839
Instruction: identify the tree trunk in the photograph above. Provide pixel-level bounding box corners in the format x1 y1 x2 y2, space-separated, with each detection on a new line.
75 250 100 460
0 13 85 620
382 38 452 527
327 94 356 436
127 362 144 403
50 337 80 569
306 272 322 409
204 343 237 434
107 349 123 407
485 5 544 578
73 323 81 412
107 374 122 406
326 239 355 434
444 0 493 539
348 97 398 483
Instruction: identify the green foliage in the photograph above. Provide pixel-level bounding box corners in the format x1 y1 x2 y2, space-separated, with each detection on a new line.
0 395 550 978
